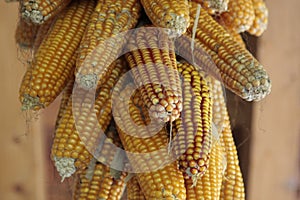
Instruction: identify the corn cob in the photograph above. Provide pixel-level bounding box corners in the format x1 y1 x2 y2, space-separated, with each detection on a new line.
127 176 146 200
51 59 128 180
15 18 39 49
21 0 72 24
185 142 224 199
172 61 212 180
114 85 186 200
73 160 127 200
55 77 74 129
176 3 271 101
209 79 245 199
140 0 190 35
218 0 255 33
19 0 95 111
191 0 229 15
75 0 141 90
125 27 182 122
248 0 268 36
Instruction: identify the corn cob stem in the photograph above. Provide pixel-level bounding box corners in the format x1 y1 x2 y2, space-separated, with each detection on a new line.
125 26 182 122
176 3 271 101
19 0 95 111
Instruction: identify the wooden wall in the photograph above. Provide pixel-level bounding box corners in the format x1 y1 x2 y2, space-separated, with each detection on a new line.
0 0 299 200
0 2 46 200
248 0 300 199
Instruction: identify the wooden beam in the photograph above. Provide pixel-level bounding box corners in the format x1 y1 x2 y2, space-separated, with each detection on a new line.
248 0 300 199
0 2 46 200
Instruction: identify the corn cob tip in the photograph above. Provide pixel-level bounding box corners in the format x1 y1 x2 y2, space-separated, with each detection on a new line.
53 157 76 181
21 8 44 24
166 13 190 36
243 73 271 101
21 94 43 111
76 74 98 89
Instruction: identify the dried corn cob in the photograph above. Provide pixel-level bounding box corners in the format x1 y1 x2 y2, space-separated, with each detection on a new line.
209 79 245 199
125 27 182 122
218 0 255 33
127 176 146 200
219 117 245 200
51 59 127 180
140 0 190 35
75 0 141 89
21 0 72 24
248 0 268 36
55 77 74 129
185 142 224 199
114 85 186 199
73 160 127 200
15 18 39 49
192 0 229 15
172 61 212 180
176 3 271 101
19 0 95 111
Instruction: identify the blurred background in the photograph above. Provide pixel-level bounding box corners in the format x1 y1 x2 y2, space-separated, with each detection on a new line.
0 1 299 200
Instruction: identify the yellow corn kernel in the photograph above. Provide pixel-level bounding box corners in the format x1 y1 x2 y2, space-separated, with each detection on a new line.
176 3 271 101
73 159 127 200
114 85 186 200
75 0 141 90
127 176 146 200
55 77 74 129
248 0 268 36
125 27 182 122
209 79 245 200
140 0 190 34
191 0 229 15
21 0 72 24
172 61 212 180
185 143 224 199
19 0 95 111
218 0 255 33
51 59 128 180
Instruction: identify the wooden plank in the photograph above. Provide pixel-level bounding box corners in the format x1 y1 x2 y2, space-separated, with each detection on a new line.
0 2 46 200
248 0 300 199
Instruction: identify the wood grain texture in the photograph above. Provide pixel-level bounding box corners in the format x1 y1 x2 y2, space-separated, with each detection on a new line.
0 2 45 200
248 0 300 199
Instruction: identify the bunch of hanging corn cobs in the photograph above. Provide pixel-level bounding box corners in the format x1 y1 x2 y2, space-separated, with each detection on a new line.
10 0 270 199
